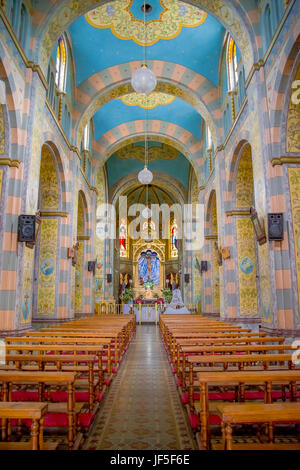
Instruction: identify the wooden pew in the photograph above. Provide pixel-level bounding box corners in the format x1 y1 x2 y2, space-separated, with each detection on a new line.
186 353 296 411
0 402 54 450
3 354 96 412
4 343 104 392
214 402 300 450
195 370 300 449
0 371 78 449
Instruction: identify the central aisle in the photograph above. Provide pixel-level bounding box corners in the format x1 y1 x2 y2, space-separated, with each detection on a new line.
82 324 196 450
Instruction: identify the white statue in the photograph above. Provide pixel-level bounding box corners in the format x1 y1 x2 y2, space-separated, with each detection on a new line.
165 288 190 314
169 288 185 309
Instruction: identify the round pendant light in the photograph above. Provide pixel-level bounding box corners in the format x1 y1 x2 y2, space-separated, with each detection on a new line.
142 207 152 219
138 166 153 185
131 64 157 95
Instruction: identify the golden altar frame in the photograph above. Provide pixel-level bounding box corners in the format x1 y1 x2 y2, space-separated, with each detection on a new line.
132 238 166 299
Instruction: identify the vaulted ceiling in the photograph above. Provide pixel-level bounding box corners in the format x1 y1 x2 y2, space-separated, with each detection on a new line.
55 1 236 189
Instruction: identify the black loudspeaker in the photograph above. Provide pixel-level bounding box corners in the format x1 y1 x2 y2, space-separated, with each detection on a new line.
88 261 96 275
184 274 190 284
18 215 36 242
107 274 112 283
201 261 208 272
268 213 284 241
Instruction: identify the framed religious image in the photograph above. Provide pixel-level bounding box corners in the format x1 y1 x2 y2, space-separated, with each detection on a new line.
250 206 267 245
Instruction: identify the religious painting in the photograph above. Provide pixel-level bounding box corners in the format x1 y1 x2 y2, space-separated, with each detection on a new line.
170 220 178 258
120 217 128 258
138 250 160 285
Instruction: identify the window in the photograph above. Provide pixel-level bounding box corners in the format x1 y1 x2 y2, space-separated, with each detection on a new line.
238 69 246 105
83 123 90 151
264 4 272 47
9 0 18 29
227 37 238 91
55 36 67 92
18 3 28 50
120 218 128 258
207 125 212 150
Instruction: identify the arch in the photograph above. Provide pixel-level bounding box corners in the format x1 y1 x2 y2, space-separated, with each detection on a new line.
110 171 187 207
268 17 300 157
75 189 89 313
37 1 255 78
233 141 258 317
93 120 203 183
41 136 68 211
74 62 220 148
204 189 220 312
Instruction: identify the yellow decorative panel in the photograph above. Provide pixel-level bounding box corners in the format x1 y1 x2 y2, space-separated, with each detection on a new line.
0 104 4 154
116 143 178 162
259 242 272 323
236 144 254 208
20 246 34 324
121 93 174 109
287 64 300 153
75 241 84 312
36 219 58 316
211 194 218 233
288 168 300 316
0 169 3 198
77 195 85 235
40 146 59 210
212 242 220 312
193 254 202 313
85 0 207 46
236 218 258 316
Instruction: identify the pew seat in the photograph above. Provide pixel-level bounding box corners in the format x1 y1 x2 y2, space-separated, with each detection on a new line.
0 442 58 450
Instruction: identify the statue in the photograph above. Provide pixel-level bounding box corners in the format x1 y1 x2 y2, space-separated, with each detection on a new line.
165 287 190 314
169 288 185 309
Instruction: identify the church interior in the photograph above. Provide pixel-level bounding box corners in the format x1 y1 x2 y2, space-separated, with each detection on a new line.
0 0 300 452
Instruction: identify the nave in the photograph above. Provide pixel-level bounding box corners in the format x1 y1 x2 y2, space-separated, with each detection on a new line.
1 313 300 451
82 324 195 450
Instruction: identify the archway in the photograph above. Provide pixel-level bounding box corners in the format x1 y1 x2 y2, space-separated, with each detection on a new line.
33 143 60 318
206 190 220 313
234 143 258 317
75 190 88 313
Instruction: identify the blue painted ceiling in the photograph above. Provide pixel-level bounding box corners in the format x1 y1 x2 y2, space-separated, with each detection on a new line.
64 0 226 187
106 141 191 189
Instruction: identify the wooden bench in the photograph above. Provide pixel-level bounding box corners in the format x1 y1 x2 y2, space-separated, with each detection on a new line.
196 370 300 449
3 354 97 411
0 371 79 449
0 402 49 450
214 402 300 450
186 353 297 409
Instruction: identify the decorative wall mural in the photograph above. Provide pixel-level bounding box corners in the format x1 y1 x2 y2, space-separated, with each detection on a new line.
116 143 178 162
121 93 174 109
0 169 3 199
75 241 84 312
288 167 300 317
22 288 31 321
40 258 55 276
39 146 59 210
36 219 58 316
0 104 4 154
236 144 254 208
240 256 254 275
85 0 207 46
20 247 34 324
236 218 258 316
287 63 300 153
212 240 220 311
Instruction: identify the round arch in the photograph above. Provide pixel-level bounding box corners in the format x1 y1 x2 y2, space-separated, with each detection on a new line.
37 1 255 78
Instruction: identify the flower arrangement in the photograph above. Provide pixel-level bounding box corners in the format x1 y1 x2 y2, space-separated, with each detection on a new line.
122 286 134 304
162 288 172 304
144 279 154 290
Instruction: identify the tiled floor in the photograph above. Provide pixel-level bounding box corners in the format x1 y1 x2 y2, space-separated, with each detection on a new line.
82 324 196 450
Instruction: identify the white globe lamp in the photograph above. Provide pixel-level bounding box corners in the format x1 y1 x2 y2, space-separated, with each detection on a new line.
131 65 157 95
138 166 153 185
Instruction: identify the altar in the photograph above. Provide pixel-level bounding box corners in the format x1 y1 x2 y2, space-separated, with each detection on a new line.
122 303 163 324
